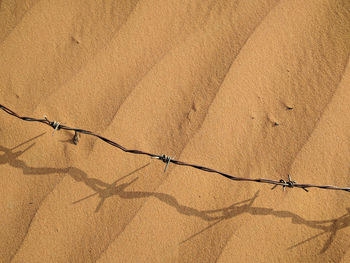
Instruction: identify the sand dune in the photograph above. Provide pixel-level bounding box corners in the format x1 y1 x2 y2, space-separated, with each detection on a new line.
1 0 350 262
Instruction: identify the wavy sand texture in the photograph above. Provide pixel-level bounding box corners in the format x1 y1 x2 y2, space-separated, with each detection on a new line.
1 0 350 262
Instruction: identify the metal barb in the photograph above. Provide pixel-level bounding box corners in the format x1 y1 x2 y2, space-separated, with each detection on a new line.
160 154 172 173
271 175 296 192
43 115 61 136
51 121 60 136
150 154 172 173
286 174 296 188
271 175 309 193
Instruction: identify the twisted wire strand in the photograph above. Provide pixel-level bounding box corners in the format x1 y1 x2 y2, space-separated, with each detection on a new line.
1 104 349 193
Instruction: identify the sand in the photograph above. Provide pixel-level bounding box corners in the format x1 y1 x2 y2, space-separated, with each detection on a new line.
0 0 350 262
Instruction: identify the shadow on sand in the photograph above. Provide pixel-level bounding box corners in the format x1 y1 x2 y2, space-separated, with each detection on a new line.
0 132 70 175
1 133 350 254
70 166 350 253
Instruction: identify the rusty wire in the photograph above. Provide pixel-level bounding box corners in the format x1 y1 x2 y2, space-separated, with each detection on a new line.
1 103 349 193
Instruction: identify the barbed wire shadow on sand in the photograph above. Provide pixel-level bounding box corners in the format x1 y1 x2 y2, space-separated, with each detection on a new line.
70 162 350 254
1 133 349 254
0 132 70 175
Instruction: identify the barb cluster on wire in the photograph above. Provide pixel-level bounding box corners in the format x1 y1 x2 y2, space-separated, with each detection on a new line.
1 104 350 193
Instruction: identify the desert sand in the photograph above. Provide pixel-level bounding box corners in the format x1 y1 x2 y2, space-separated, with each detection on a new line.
1 0 350 262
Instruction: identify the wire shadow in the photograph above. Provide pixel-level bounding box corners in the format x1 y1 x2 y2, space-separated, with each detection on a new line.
70 163 149 213
70 167 350 254
3 134 350 254
0 132 70 175
287 208 350 253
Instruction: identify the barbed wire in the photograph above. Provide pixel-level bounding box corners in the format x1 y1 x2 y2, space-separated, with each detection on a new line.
1 103 349 193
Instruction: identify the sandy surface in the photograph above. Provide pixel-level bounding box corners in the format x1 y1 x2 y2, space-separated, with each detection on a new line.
1 0 350 262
